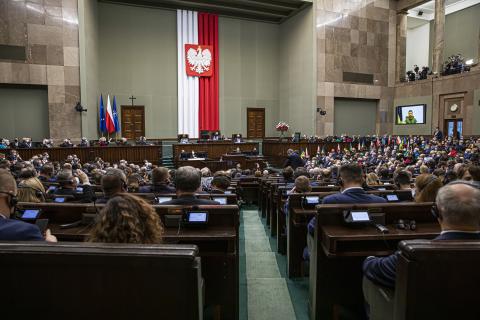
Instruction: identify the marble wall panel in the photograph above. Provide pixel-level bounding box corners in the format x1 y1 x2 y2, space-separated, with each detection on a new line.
0 0 81 140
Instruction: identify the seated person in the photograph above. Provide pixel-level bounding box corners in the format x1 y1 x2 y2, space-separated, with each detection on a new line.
88 193 163 244
282 166 295 184
179 134 189 144
210 176 231 194
38 164 55 183
41 138 54 148
283 149 305 170
59 138 74 148
139 167 175 194
53 170 95 202
162 166 219 205
136 136 149 145
363 182 480 317
18 137 32 148
394 170 412 191
306 164 386 259
233 134 243 143
288 176 312 195
0 169 56 242
365 172 381 186
414 173 442 202
17 171 46 203
98 137 109 147
458 165 480 187
212 131 221 141
78 137 90 147
0 139 9 149
127 175 141 193
116 137 129 146
96 169 127 204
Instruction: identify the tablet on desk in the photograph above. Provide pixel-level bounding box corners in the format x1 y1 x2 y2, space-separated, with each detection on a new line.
157 197 172 204
386 194 399 202
54 197 66 203
21 209 40 220
213 197 227 205
306 196 320 205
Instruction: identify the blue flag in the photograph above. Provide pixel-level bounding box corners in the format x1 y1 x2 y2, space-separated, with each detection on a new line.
112 96 120 132
99 95 106 133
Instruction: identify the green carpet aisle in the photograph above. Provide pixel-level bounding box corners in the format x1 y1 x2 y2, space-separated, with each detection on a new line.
239 207 309 319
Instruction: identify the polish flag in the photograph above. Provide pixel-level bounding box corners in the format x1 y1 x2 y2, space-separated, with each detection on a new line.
105 95 116 134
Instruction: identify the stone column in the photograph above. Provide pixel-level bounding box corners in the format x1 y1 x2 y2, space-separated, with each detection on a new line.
432 0 445 75
396 11 408 82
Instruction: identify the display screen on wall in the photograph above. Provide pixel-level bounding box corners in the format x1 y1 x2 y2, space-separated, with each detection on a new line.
395 104 426 125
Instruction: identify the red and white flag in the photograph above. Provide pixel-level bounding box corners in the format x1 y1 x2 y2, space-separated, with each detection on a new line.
105 95 115 134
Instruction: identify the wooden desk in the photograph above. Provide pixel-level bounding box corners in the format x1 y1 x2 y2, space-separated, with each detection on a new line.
309 202 438 320
173 141 259 165
18 202 239 320
9 145 162 164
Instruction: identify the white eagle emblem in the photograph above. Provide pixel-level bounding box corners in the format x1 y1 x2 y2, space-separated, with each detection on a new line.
187 47 212 74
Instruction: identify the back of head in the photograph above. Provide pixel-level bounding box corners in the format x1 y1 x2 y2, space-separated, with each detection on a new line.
0 169 17 196
415 174 442 202
200 167 211 177
151 167 169 185
56 170 75 187
211 175 230 191
17 177 45 203
366 173 380 186
18 167 37 179
462 165 480 182
175 166 201 193
339 164 363 185
436 182 480 228
40 164 54 177
294 176 311 193
282 166 294 180
294 167 308 179
394 170 412 187
89 193 163 244
101 168 127 196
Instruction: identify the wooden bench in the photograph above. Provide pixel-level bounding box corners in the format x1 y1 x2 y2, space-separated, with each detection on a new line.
394 240 480 320
0 242 202 319
16 202 240 320
309 202 439 320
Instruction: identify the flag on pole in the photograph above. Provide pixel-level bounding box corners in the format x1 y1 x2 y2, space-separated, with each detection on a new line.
317 145 320 155
99 95 106 134
112 96 120 133
105 95 116 134
305 147 309 159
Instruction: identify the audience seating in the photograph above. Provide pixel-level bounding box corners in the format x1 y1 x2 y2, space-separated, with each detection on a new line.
393 240 480 320
0 242 203 320
308 202 439 320
16 202 239 320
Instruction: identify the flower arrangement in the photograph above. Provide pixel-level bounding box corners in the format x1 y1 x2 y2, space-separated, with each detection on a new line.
275 122 290 132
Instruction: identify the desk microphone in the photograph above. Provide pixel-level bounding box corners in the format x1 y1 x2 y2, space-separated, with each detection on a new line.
374 223 389 234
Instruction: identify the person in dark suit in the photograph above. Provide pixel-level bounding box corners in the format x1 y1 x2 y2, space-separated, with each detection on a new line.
0 169 56 242
139 167 176 194
305 164 386 259
363 182 480 318
96 169 127 204
53 170 95 202
162 166 219 205
283 149 305 170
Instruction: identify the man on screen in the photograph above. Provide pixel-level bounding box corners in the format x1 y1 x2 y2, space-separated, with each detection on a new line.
405 110 417 124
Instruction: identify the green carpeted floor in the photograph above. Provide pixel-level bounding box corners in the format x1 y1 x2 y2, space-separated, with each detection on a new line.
239 206 309 320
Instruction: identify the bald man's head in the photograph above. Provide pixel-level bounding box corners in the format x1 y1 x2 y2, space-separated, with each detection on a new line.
0 169 17 196
436 182 480 228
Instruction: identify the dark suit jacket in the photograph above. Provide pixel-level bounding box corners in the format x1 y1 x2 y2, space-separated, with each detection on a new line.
53 185 95 202
0 218 44 241
161 195 219 206
308 188 387 235
283 153 305 170
138 184 176 194
363 231 480 288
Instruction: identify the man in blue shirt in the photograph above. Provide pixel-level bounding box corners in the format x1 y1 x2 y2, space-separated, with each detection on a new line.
0 169 57 242
363 182 480 318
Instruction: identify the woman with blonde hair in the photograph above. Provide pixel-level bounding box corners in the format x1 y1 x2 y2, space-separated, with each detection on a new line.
88 193 163 244
414 174 443 203
365 172 381 186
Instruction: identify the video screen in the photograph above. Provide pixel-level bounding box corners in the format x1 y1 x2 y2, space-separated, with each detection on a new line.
22 210 40 219
188 212 208 223
306 196 319 204
213 197 227 205
396 104 426 125
351 211 370 222
157 197 172 204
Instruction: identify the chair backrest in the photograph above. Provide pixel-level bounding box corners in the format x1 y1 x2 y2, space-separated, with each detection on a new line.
0 242 202 320
395 240 480 320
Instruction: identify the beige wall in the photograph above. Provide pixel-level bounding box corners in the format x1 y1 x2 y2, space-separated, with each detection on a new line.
219 17 280 137
279 6 315 137
79 0 100 140
97 3 178 138
444 4 480 62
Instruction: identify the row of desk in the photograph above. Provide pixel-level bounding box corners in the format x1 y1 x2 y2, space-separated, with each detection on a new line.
257 177 441 319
